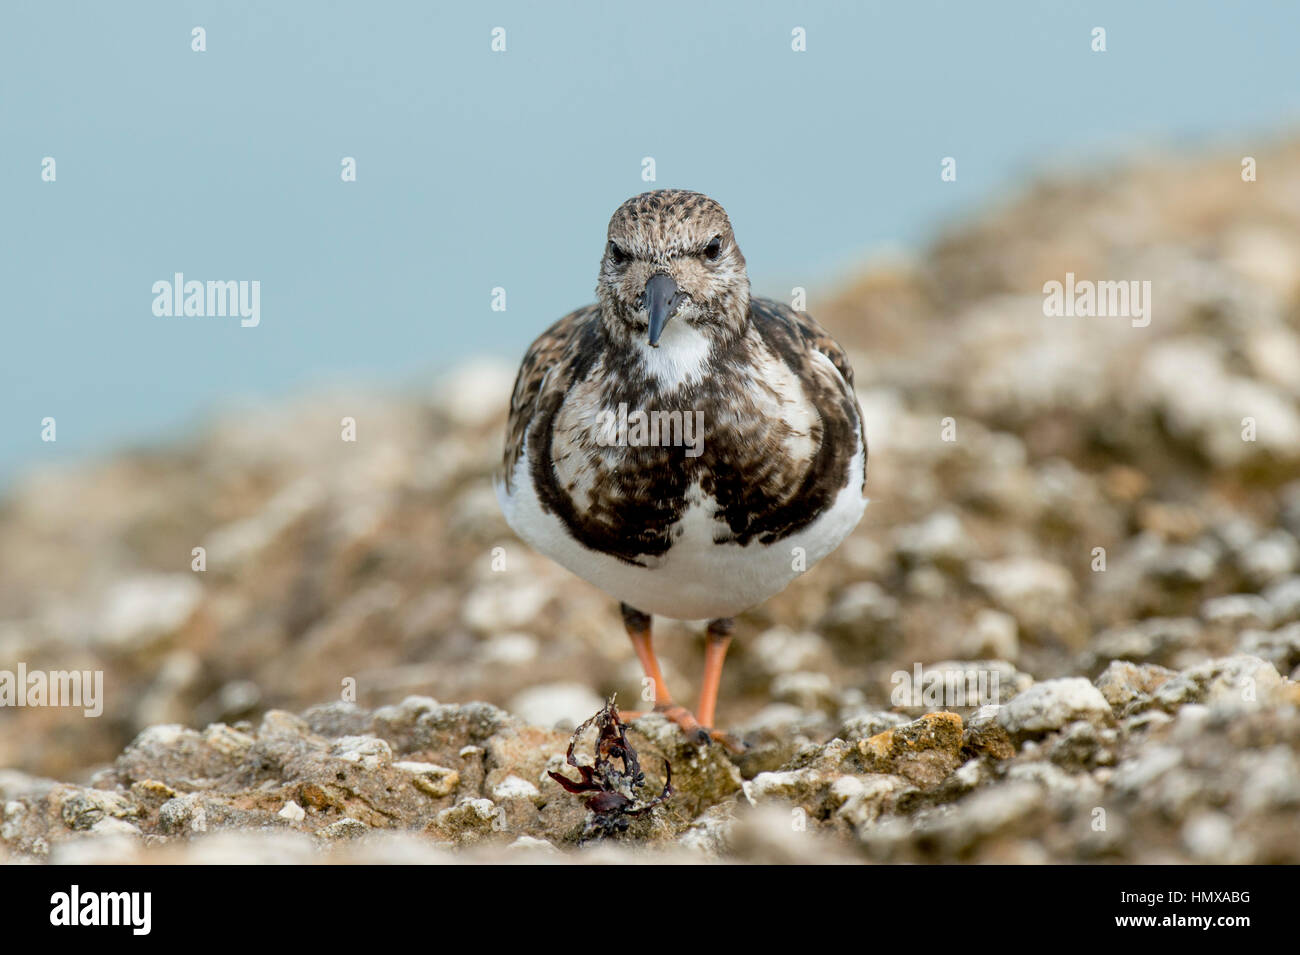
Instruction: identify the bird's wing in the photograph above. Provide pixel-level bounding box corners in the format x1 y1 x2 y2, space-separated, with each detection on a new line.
749 296 868 492
501 304 601 492
754 296 856 388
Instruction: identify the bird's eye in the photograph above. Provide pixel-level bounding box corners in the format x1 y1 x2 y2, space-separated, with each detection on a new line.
703 236 723 260
608 241 629 265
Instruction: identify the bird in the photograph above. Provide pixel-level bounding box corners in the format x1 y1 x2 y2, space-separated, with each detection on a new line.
497 189 867 747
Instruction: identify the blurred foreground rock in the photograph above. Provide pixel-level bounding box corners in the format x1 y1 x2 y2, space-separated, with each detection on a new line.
3 660 1298 863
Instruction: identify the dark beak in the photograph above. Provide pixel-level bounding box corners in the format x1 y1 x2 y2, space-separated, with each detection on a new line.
642 273 685 347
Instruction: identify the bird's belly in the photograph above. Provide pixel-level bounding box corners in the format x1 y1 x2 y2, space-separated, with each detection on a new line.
498 438 867 620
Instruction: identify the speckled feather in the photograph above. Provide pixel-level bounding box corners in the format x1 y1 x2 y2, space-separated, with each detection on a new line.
498 190 868 618
503 301 865 553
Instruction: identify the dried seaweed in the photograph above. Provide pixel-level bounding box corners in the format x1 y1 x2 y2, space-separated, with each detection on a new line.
548 696 672 837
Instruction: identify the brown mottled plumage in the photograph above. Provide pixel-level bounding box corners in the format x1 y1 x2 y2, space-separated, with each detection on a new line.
498 190 868 746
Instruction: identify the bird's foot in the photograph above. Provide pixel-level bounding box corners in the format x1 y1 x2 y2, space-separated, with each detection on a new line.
621 703 748 753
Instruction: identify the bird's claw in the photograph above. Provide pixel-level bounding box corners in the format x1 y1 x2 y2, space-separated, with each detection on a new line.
622 703 747 754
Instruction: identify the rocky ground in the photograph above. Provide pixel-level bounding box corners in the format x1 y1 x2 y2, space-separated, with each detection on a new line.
3 144 1300 863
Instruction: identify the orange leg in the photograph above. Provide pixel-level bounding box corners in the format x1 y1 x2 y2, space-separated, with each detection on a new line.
622 603 671 706
618 604 744 751
619 603 708 742
696 617 734 729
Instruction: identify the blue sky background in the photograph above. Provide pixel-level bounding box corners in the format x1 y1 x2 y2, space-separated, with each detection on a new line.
2 0 1298 485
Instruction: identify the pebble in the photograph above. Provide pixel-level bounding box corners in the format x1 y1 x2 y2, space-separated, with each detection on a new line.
997 678 1111 737
506 683 605 730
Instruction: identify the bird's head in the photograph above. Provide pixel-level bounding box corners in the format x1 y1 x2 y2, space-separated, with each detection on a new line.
596 190 750 351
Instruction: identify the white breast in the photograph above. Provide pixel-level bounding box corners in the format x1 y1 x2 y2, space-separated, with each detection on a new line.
630 318 714 389
496 433 867 621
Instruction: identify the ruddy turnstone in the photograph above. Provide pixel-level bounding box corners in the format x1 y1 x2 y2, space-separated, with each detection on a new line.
498 189 867 745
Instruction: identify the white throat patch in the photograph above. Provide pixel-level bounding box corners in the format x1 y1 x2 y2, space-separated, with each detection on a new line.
632 318 713 389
